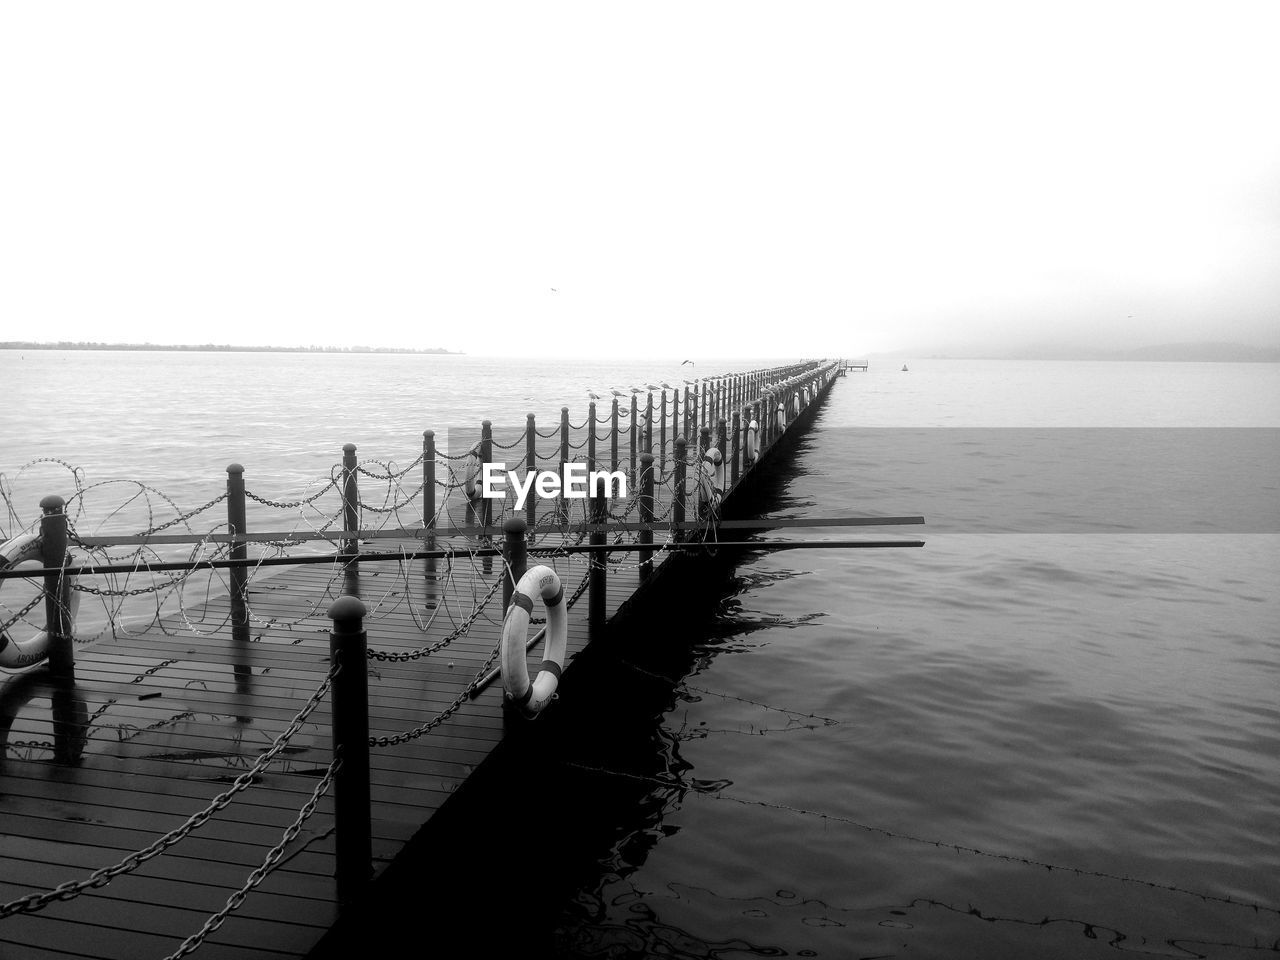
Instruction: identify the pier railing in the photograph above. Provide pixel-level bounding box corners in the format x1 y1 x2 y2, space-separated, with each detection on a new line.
0 358 855 949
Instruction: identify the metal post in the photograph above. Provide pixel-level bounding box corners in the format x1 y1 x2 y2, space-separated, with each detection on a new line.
225 464 250 644
659 390 667 475
730 410 741 487
610 398 619 475
699 425 711 460
502 517 527 613
644 391 654 469
328 596 371 909
673 436 687 544
683 385 692 440
717 417 727 463
480 421 493 534
588 477 606 638
587 401 597 470
39 495 74 681
638 453 654 582
341 443 359 559
559 406 570 524
629 394 638 481
423 430 436 582
525 413 537 532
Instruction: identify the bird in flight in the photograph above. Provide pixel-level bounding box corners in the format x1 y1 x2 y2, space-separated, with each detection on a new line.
680 359 694 365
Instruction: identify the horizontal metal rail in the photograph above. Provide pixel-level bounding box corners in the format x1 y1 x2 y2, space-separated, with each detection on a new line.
60 516 924 546
0 539 925 581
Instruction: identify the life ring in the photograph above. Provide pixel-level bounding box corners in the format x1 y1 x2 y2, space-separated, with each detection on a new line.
500 565 568 717
776 401 786 433
744 418 758 463
0 533 80 671
696 448 723 515
461 444 483 500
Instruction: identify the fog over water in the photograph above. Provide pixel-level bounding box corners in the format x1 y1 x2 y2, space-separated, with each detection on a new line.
3 2 1278 359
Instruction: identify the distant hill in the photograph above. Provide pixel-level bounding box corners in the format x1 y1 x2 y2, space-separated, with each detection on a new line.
0 341 461 355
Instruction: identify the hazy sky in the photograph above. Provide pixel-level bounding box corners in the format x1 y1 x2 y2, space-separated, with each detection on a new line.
3 2 1277 358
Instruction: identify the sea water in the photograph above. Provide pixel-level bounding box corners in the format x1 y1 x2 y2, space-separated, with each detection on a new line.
3 352 1278 958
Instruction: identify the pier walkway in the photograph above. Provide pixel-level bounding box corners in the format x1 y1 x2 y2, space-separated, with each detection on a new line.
0 361 844 959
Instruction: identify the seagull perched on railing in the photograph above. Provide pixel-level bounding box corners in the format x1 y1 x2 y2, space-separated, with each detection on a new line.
587 390 602 400
610 388 628 398
659 381 673 390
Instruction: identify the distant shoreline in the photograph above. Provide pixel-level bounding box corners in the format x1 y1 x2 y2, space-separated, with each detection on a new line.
1 341 461 355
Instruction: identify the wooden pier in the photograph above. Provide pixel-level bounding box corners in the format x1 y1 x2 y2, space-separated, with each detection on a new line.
0 361 851 958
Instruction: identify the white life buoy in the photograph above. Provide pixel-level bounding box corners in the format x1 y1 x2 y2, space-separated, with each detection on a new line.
776 402 786 433
461 444 483 500
744 418 758 463
0 533 80 671
501 565 568 717
696 447 723 514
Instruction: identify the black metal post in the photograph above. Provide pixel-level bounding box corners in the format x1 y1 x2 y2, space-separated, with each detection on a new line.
638 453 654 582
328 595 371 909
423 430 436 582
673 436 687 544
588 478 606 639
341 443 359 559
39 495 74 681
525 413 537 532
226 464 249 644
502 517 527 613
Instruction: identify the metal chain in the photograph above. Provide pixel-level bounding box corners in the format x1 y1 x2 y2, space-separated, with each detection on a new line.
366 576 501 662
0 592 44 635
357 482 426 513
244 479 337 510
356 454 425 480
370 644 502 747
0 667 334 919
489 431 528 450
163 757 340 959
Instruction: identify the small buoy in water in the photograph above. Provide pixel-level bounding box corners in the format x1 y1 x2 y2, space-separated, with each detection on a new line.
901 364 909 372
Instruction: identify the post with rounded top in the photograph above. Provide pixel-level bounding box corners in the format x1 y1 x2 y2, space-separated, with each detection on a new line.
717 417 727 464
673 436 688 544
559 406 570 524
638 453 654 582
610 398 620 474
225 464 249 644
683 385 692 441
658 390 667 474
39 495 74 681
525 413 537 532
340 444 359 560
480 421 494 535
588 476 607 639
502 517 527 614
629 394 638 480
699 425 711 461
328 596 371 909
423 431 436 582
587 402 597 473
730 411 741 487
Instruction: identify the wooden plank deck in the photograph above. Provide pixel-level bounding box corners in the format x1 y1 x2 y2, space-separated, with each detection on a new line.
0 365 837 959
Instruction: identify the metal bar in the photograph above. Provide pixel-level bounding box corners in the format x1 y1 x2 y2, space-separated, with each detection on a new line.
58 515 927 547
3 539 925 580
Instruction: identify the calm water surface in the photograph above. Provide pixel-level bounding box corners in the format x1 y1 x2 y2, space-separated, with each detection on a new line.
4 353 1279 958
